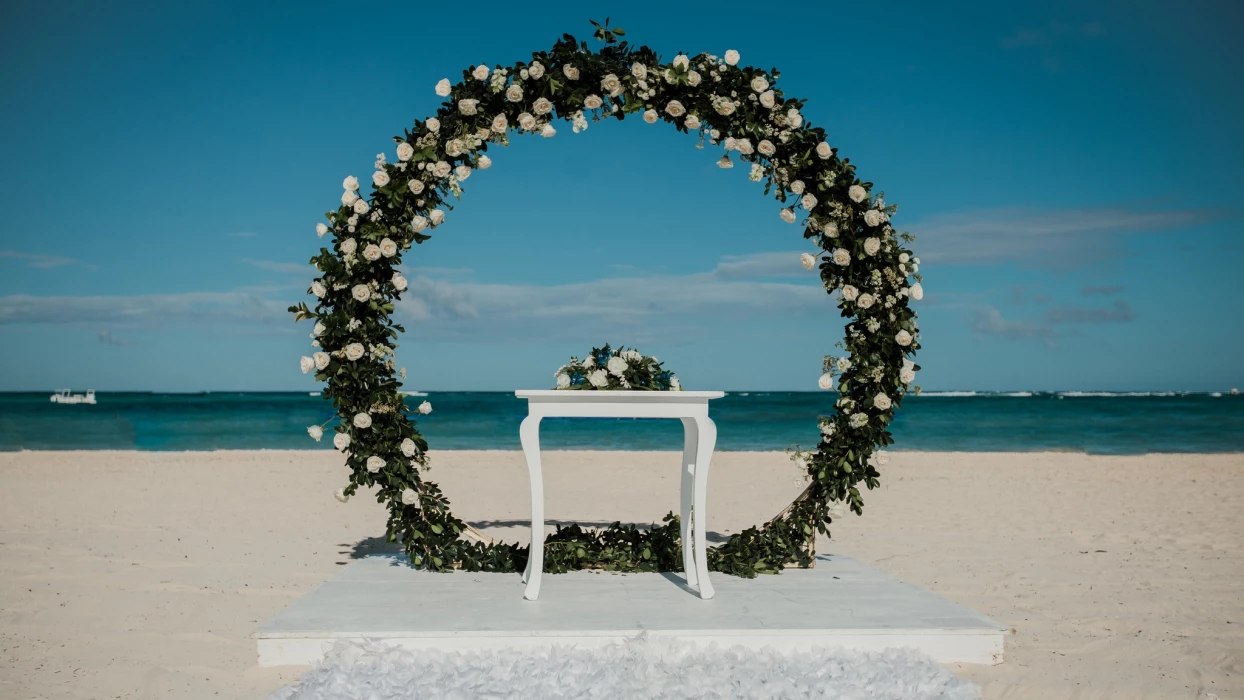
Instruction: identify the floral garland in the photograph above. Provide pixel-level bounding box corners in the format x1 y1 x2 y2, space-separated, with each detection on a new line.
290 22 923 578
555 344 679 391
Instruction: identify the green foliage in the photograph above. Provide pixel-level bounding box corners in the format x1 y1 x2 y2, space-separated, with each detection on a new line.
291 22 922 578
554 344 680 391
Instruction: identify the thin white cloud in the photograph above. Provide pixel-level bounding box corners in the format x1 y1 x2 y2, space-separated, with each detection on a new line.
911 204 1225 268
0 291 291 328
0 250 84 269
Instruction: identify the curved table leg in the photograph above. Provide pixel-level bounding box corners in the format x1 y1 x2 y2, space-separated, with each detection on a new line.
520 416 544 601
679 417 699 588
692 415 717 599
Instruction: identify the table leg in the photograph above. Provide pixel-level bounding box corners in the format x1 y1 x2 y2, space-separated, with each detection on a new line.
679 417 698 588
520 416 544 601
692 416 717 600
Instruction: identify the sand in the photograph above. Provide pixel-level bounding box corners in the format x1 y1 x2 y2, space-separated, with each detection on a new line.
0 449 1240 699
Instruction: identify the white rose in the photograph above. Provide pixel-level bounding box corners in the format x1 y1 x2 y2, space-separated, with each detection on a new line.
458 99 479 115
802 193 818 210
417 401 432 415
342 190 358 206
314 352 330 370
735 139 754 155
472 64 489 81
340 238 357 255
528 61 545 79
376 238 397 258
363 244 382 261
863 210 882 227
392 273 408 291
789 180 805 195
583 94 603 110
408 179 425 195
901 368 917 384
351 285 370 302
373 171 390 188
588 369 609 387
300 356 315 374
311 280 326 298
477 155 492 170
664 100 685 117
600 73 622 96
688 70 702 86
895 330 913 347
780 208 796 224
532 97 553 115
724 50 740 66
505 84 523 102
758 90 776 109
715 98 735 115
541 123 556 138
353 198 369 215
786 108 803 128
832 248 851 266
444 138 464 157
858 293 875 309
643 109 658 124
333 432 351 451
750 76 769 92
910 283 924 301
316 222 329 237
673 54 690 70
800 252 816 270
899 253 910 263
758 139 776 155
631 62 647 79
874 393 893 411
353 412 372 429
400 438 416 457
410 215 428 232
366 456 385 473
563 64 580 80
401 488 419 506
425 118 440 132
822 221 838 238
517 112 536 130
837 357 853 372
334 488 349 503
435 78 451 96
815 141 833 159
607 355 628 376
685 114 700 129
396 142 414 161
842 285 859 301
344 343 365 361
848 185 868 203
491 113 508 133
864 237 881 256
429 209 445 226
432 161 451 178
455 164 472 180
818 373 834 390
343 175 359 192
717 154 733 168
556 373 570 389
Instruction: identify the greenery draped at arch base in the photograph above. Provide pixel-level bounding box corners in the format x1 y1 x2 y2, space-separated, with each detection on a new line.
290 22 924 578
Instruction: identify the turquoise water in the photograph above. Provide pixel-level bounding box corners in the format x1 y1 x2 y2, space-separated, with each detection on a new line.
2 391 1241 454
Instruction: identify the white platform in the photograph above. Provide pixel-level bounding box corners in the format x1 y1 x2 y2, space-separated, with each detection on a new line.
256 554 1005 667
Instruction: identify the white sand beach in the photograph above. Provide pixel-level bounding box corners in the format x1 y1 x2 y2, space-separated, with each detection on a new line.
0 449 1240 699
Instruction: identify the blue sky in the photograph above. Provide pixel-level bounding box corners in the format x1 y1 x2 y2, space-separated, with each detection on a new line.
0 0 1241 392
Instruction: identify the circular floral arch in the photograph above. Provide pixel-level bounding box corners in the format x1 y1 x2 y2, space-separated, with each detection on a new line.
291 23 923 578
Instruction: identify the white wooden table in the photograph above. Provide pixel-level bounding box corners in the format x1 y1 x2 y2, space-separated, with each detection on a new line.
514 390 725 601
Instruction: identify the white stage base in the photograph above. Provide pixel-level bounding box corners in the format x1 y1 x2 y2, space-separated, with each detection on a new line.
256 554 1005 667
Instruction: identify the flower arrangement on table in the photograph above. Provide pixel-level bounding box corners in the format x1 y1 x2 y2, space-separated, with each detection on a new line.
553 344 681 391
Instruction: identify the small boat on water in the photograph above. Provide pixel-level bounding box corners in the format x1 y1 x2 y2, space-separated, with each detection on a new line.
50 389 97 405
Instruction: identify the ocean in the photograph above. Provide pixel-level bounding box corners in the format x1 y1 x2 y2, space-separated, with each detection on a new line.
2 391 1241 455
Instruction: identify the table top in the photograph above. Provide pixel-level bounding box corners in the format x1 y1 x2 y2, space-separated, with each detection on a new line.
515 390 725 401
